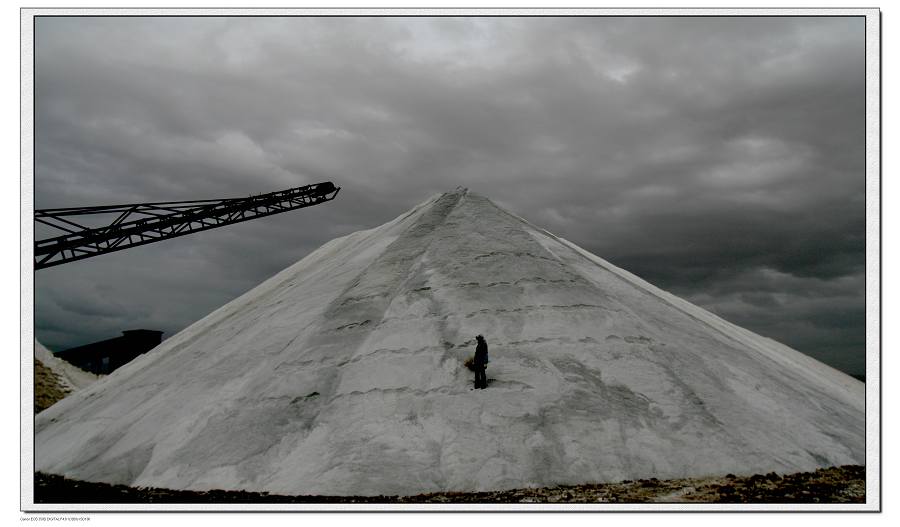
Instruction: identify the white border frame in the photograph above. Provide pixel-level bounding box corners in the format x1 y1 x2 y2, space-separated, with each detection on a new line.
20 7 881 513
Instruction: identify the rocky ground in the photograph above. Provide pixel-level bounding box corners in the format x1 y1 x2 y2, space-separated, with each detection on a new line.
34 465 864 504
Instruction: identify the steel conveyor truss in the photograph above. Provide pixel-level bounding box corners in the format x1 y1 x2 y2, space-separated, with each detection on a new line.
34 182 341 270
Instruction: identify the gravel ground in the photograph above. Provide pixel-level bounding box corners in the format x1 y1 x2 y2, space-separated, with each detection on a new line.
34 465 864 504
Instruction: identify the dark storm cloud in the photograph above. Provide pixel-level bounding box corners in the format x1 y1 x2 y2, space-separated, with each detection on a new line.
33 16 866 375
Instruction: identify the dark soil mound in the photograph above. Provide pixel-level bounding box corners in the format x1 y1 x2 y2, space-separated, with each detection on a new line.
34 359 71 413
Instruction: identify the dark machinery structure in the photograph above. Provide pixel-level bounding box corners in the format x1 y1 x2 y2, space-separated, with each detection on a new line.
55 329 164 375
34 181 340 270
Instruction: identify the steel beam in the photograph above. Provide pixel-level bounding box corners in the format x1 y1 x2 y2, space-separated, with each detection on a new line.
35 182 340 270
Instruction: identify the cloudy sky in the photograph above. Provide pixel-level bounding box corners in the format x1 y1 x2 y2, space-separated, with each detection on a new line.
32 16 866 375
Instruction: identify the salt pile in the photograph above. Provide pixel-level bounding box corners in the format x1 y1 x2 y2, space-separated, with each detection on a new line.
35 189 864 496
34 339 100 393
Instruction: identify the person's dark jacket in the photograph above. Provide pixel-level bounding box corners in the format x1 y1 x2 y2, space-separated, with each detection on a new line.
474 339 488 368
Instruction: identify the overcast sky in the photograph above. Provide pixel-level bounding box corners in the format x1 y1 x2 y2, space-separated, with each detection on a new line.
33 16 866 375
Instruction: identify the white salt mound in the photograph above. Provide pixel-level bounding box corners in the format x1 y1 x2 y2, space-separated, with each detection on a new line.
35 189 864 496
34 339 100 393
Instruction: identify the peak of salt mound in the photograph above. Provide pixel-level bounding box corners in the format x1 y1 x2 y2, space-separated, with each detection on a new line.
35 190 864 496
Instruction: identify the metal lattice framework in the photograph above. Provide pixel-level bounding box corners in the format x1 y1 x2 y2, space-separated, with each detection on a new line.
35 182 341 270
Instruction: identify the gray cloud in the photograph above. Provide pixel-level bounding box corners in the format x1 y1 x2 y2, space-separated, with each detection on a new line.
33 16 866 375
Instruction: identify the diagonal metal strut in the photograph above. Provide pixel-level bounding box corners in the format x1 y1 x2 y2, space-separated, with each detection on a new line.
35 181 341 270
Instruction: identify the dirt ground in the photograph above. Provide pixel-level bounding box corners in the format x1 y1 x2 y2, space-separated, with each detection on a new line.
33 465 864 504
